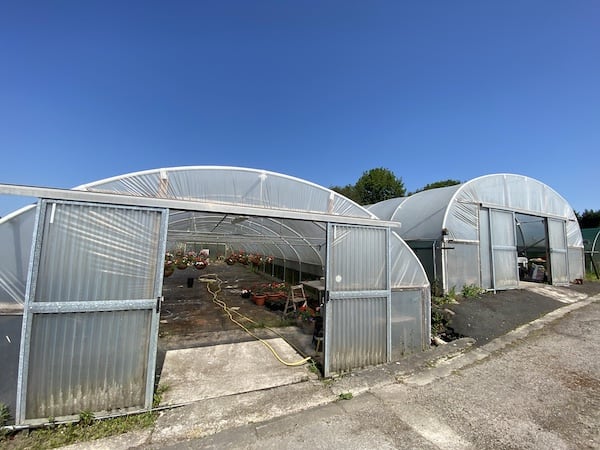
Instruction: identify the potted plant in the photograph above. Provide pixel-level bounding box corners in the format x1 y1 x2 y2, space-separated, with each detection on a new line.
296 305 319 334
194 259 208 270
238 252 249 265
164 252 175 277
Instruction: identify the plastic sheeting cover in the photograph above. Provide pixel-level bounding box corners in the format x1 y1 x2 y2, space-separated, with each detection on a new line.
369 174 582 248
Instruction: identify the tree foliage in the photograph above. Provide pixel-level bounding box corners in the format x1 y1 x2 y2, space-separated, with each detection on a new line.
576 209 600 228
330 167 405 205
354 167 406 205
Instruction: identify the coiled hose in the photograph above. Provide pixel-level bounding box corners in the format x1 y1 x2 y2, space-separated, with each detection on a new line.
201 274 312 367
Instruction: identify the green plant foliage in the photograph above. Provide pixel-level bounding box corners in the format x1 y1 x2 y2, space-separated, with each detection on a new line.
431 309 447 335
307 360 321 375
79 410 95 427
0 403 10 439
153 384 170 408
461 284 485 299
2 412 158 448
447 286 457 300
338 392 353 400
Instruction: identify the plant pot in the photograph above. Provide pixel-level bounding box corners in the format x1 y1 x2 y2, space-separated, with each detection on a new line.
252 294 266 306
194 261 207 270
226 257 235 265
176 263 188 270
164 267 175 278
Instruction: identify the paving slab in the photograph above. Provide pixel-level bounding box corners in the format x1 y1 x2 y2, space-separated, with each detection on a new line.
159 338 316 405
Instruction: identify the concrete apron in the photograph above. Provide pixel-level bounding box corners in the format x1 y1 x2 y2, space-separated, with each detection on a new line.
159 338 316 406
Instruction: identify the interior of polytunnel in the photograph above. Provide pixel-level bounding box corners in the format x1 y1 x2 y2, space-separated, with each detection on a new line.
515 213 549 283
156 209 328 377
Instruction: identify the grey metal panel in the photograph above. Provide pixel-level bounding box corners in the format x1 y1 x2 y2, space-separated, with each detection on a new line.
329 225 387 291
569 246 584 280
479 208 492 289
25 310 151 419
490 210 518 290
445 242 481 293
33 202 163 302
548 218 569 285
324 224 390 376
17 200 167 424
327 296 387 373
390 289 424 360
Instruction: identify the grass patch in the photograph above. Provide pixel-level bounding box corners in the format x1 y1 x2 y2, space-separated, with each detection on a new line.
1 411 157 450
1 384 170 449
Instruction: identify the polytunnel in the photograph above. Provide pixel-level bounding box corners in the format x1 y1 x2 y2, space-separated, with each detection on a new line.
582 228 600 278
368 173 584 294
0 166 430 426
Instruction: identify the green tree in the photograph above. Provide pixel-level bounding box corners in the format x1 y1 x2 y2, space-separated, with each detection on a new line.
354 167 405 205
576 209 600 228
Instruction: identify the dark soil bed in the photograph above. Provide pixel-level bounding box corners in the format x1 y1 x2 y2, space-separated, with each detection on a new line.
441 281 600 346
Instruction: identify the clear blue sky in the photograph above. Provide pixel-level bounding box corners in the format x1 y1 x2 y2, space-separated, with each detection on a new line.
1 1 598 217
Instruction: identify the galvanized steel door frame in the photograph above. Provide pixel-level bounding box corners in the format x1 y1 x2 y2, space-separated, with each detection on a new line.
323 223 391 377
16 199 168 424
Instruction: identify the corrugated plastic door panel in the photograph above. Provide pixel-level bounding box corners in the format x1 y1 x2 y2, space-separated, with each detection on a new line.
479 208 492 290
490 209 519 290
323 224 390 377
548 218 569 285
16 200 168 424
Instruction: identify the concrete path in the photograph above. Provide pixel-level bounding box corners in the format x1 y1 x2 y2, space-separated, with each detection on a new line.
159 338 316 405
